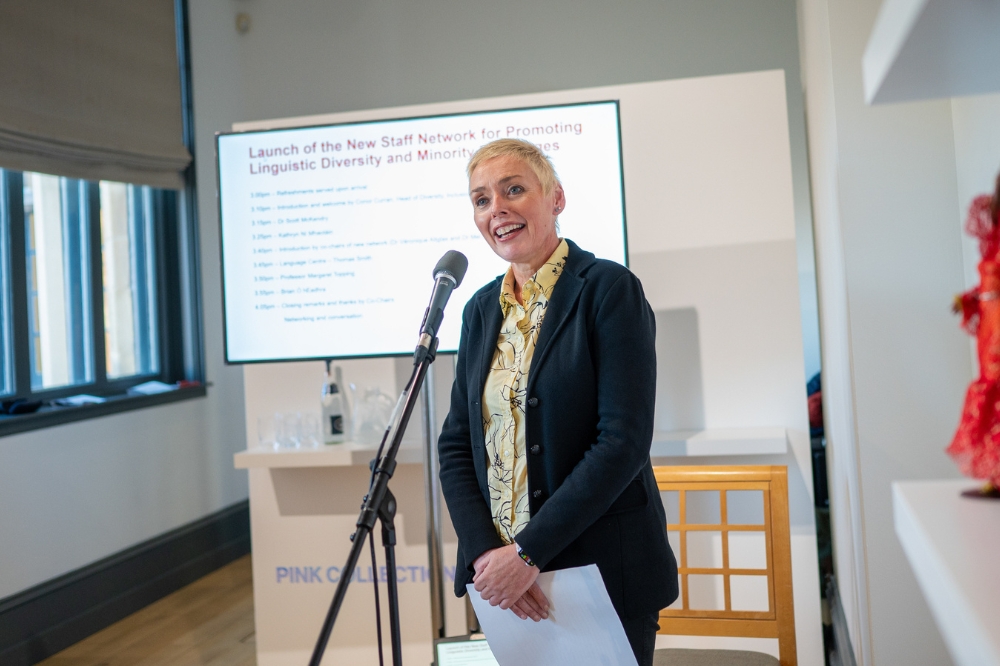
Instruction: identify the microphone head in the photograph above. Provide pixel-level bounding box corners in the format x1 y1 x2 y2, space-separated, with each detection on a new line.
433 250 469 287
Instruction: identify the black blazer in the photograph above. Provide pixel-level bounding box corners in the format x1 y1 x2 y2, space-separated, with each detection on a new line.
438 239 678 620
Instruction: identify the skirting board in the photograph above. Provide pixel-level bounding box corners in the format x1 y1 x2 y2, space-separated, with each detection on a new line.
0 500 250 665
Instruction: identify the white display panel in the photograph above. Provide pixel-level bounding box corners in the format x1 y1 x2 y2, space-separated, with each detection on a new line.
217 101 627 362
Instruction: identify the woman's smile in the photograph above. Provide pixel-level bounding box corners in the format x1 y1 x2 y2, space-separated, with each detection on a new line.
495 223 526 240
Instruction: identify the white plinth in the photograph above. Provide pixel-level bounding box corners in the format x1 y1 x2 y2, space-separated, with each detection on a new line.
893 480 1000 666
236 443 453 666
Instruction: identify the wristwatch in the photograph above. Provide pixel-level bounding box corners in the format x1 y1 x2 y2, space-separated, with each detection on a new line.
515 541 536 568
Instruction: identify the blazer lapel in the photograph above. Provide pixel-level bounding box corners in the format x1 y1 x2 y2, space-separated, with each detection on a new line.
527 242 592 393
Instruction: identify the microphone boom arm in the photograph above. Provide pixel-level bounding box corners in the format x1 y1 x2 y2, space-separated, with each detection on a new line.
309 336 438 666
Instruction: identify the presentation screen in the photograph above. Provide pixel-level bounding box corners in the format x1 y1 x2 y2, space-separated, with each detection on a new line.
217 101 628 363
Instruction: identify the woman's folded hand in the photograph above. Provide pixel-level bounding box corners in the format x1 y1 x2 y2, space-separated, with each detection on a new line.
471 544 549 620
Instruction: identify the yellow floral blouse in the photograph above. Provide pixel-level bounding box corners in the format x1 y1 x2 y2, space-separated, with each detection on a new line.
482 239 569 543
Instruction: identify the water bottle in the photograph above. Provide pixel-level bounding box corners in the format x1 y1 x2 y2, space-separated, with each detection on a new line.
322 364 346 444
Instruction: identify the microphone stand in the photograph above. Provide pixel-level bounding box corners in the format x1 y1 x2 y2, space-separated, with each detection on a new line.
309 337 440 666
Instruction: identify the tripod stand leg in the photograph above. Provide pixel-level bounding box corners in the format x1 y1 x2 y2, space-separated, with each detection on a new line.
380 489 404 666
466 596 481 634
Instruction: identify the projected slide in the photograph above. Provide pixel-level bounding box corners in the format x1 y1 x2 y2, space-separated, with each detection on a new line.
217 101 627 362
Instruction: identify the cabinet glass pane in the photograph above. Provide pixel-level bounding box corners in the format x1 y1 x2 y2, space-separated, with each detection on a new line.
24 173 92 390
100 182 158 379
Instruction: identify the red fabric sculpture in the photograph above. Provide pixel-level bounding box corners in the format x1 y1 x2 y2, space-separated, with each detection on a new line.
949 174 1000 493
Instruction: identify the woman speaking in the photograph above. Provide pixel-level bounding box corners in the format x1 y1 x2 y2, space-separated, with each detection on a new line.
437 138 678 665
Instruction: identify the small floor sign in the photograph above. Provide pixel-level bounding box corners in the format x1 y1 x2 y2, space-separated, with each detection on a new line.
435 635 499 666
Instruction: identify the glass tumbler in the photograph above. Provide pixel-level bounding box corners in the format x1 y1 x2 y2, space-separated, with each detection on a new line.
276 412 302 449
301 413 321 448
257 415 277 449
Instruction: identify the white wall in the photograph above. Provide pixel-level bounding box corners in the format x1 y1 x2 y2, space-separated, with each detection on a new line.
798 1 991 664
0 392 246 597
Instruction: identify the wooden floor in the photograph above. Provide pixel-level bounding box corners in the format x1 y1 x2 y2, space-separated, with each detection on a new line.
39 555 256 666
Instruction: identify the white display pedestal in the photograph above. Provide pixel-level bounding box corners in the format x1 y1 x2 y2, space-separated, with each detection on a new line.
893 480 1000 666
235 442 447 666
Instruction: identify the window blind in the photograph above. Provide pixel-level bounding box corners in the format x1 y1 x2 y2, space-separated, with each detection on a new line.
0 0 192 189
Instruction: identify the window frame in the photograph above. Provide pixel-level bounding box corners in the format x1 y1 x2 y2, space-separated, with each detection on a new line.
0 172 205 437
0 173 13 397
0 0 204 436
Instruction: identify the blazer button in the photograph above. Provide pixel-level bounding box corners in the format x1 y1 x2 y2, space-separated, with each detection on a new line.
533 489 543 498
530 445 541 455
527 397 539 407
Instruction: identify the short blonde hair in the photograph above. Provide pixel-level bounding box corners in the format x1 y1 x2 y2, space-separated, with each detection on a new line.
467 138 560 195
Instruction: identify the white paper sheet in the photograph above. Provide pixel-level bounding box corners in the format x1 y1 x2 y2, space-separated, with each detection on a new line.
467 564 638 666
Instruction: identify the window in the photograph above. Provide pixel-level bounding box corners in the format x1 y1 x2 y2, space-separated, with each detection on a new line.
0 0 201 434
0 168 202 433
